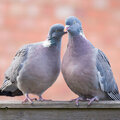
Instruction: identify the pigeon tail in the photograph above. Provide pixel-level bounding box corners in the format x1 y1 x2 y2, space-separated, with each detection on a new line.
0 80 23 97
0 89 23 97
107 92 120 100
0 89 12 96
1 80 12 91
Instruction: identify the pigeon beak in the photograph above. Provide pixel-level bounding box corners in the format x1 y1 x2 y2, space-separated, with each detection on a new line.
64 25 70 32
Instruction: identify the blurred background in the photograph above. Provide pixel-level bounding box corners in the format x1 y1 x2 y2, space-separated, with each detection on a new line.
0 0 120 101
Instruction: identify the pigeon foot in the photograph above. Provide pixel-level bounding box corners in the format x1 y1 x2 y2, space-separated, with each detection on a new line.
70 97 84 106
87 96 99 105
22 93 37 104
38 96 52 102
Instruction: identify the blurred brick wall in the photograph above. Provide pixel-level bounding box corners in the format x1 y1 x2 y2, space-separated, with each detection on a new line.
0 0 120 101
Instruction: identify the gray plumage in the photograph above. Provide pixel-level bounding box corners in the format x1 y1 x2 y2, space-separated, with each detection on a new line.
62 16 120 105
1 24 66 102
96 49 119 100
0 45 29 97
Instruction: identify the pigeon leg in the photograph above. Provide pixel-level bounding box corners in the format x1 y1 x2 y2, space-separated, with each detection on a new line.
22 93 37 104
70 96 84 106
87 96 99 105
38 96 52 102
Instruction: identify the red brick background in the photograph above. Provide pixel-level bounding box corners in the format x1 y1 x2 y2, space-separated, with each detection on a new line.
0 0 120 101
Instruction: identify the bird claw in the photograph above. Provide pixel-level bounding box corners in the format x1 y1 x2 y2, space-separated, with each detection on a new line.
22 98 33 104
38 96 52 102
70 97 84 106
87 96 99 105
22 94 37 104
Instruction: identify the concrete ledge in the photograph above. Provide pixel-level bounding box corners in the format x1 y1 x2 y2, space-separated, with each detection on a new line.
0 101 120 120
0 100 120 108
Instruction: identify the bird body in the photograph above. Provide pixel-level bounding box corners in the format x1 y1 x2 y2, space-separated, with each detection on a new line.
17 42 61 95
62 16 119 105
62 34 108 100
1 24 66 102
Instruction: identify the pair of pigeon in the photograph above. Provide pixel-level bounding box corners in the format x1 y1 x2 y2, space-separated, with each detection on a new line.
0 16 119 105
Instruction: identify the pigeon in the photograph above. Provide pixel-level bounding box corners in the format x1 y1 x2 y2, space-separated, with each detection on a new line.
62 16 120 105
1 24 66 103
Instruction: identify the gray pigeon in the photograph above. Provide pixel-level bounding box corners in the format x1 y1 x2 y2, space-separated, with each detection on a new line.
62 16 120 105
1 24 66 103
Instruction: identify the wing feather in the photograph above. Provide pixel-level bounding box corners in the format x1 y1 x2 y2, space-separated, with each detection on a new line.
0 44 32 96
96 49 119 100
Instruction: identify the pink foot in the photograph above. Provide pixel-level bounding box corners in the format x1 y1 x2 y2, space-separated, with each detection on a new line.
22 94 37 104
38 96 52 102
87 96 99 105
70 97 84 106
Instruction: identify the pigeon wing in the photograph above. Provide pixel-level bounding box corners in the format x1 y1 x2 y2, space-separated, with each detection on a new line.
96 49 120 100
0 45 31 96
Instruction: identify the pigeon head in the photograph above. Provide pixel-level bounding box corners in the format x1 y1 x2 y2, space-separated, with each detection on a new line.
48 24 67 41
65 16 82 36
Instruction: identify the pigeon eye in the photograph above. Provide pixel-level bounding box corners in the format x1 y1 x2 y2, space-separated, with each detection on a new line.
56 29 62 32
73 20 76 24
66 21 71 25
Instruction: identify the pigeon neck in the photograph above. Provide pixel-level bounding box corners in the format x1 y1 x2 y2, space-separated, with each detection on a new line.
68 34 86 45
48 37 61 49
68 34 94 54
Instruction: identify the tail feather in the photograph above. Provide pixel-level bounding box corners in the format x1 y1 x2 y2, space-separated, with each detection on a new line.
11 89 23 96
0 80 23 97
1 80 12 91
0 89 12 96
0 89 23 97
107 92 120 100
